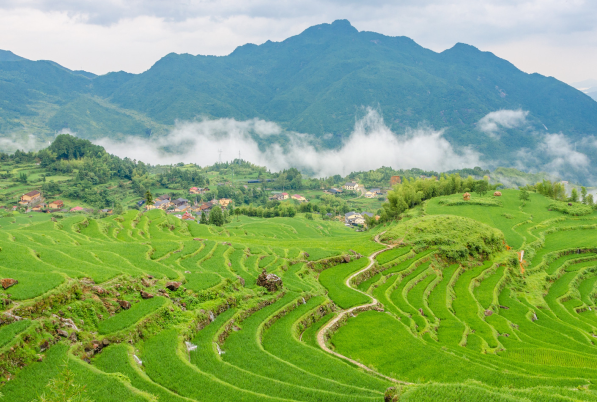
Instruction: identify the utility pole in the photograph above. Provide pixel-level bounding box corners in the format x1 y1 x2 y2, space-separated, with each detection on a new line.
218 149 223 164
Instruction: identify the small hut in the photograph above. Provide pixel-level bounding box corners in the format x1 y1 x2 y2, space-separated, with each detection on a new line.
463 192 471 201
494 191 502 197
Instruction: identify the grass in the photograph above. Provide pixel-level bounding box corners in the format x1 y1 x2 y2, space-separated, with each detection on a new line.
5 192 597 400
140 330 277 402
94 343 188 402
222 293 379 399
0 320 31 348
375 246 412 265
332 310 584 388
261 296 389 393
318 258 371 309
98 297 168 335
1 344 150 402
184 272 222 292
189 307 379 401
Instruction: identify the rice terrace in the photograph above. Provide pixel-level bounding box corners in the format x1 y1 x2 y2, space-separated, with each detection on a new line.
2 185 597 401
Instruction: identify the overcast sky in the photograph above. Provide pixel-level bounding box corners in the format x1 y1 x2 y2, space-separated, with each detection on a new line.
0 0 595 85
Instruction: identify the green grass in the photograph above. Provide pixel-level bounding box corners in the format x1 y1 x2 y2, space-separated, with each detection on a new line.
189 307 380 401
451 262 498 349
375 246 412 265
5 192 597 400
184 272 222 292
318 258 371 309
303 247 342 261
0 320 32 348
0 266 65 299
382 215 505 261
332 310 585 388
94 343 188 402
2 344 150 402
98 297 168 335
140 330 278 401
261 296 389 393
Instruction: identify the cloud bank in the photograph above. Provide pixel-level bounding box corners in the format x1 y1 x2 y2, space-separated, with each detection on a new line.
95 108 481 177
540 133 590 172
0 134 41 153
478 109 529 137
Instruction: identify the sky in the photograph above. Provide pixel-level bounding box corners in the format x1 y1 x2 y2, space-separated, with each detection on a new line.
0 1 596 85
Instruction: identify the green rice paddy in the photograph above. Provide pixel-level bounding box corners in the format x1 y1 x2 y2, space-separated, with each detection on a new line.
2 189 597 401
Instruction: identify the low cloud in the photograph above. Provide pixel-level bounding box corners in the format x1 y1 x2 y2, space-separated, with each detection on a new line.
541 133 590 172
515 132 592 182
0 134 41 153
95 108 482 177
477 109 529 137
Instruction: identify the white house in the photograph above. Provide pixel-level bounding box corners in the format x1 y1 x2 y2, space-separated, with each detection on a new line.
344 182 359 191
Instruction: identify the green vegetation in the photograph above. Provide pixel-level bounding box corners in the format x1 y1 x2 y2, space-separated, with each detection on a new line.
381 215 504 261
3 21 597 183
3 168 597 401
0 320 31 348
548 200 593 216
97 297 167 335
319 258 371 308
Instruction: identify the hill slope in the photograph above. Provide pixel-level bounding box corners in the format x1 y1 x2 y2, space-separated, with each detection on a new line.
3 190 597 401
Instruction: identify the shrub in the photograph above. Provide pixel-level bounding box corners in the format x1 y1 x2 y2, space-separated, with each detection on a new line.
381 215 505 261
548 201 593 216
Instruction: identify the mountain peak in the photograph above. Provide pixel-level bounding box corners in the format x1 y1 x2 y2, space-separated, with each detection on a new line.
445 42 481 53
300 19 358 37
330 19 356 31
0 49 26 62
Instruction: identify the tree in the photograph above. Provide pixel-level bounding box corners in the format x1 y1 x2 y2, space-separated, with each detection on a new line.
200 211 208 224
36 366 93 402
145 190 153 206
581 187 588 204
113 202 123 215
234 208 241 221
474 180 488 196
587 194 595 207
519 189 530 202
570 188 579 203
18 172 28 183
209 206 224 226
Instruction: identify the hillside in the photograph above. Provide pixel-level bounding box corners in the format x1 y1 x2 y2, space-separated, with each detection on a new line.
6 134 548 216
1 20 597 177
2 188 597 401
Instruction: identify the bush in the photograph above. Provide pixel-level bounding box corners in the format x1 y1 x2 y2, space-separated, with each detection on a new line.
443 199 501 207
381 215 505 261
548 201 593 216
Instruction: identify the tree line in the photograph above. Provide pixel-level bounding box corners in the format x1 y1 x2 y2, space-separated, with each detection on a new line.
377 174 498 224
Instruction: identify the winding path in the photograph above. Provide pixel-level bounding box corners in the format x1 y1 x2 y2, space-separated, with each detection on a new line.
316 232 412 384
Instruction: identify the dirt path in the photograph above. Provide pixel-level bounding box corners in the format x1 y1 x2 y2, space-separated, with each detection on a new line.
315 232 412 384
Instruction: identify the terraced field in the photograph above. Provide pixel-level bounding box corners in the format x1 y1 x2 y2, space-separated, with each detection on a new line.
3 189 597 401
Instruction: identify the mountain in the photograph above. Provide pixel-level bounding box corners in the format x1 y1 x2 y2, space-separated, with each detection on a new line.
1 20 597 178
0 50 26 62
572 79 597 101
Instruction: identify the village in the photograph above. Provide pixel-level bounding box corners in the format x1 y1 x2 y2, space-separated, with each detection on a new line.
10 177 396 228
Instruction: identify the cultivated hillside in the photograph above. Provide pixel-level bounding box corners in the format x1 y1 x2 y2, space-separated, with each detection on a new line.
2 189 597 401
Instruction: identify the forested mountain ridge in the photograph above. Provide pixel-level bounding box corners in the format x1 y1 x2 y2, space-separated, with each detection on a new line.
1 20 596 165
